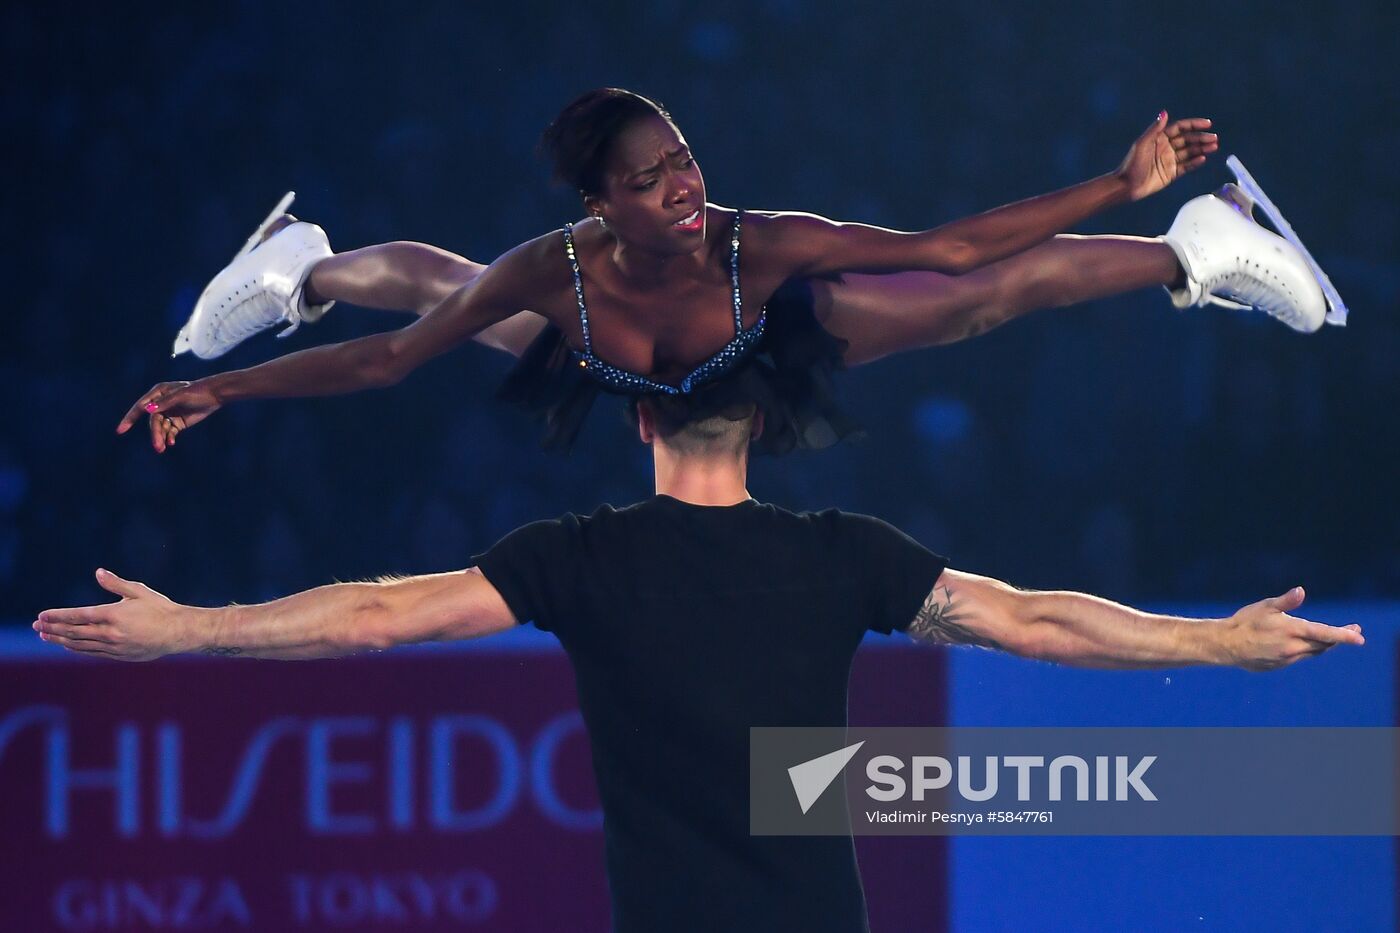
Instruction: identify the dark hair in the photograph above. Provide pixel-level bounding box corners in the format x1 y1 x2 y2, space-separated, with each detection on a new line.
540 88 674 196
626 376 759 454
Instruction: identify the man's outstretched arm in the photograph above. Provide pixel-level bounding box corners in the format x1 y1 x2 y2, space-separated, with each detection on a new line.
32 567 518 661
907 568 1364 671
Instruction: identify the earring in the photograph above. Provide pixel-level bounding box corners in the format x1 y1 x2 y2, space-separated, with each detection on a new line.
594 214 607 229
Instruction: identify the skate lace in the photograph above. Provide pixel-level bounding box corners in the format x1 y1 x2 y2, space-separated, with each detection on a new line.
212 281 292 345
1206 264 1298 328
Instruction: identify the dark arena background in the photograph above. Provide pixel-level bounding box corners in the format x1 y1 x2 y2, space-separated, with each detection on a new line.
4 2 1397 931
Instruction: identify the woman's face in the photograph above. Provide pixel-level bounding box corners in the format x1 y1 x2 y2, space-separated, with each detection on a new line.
588 115 708 256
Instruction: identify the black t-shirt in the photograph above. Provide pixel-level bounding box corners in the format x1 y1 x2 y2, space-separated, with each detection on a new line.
472 494 947 933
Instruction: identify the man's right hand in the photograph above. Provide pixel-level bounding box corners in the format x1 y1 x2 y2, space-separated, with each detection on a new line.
1222 586 1365 671
117 379 223 452
34 568 194 661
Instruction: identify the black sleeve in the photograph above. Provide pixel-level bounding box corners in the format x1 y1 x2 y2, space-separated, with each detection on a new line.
842 513 948 635
470 515 581 633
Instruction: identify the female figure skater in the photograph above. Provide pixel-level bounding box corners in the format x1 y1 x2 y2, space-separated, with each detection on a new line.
122 88 1322 451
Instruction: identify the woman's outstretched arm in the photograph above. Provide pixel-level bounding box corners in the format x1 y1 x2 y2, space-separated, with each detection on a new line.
118 234 562 451
753 112 1215 278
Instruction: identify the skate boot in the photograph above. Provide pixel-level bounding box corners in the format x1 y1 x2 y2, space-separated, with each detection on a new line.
172 192 336 359
1161 180 1328 333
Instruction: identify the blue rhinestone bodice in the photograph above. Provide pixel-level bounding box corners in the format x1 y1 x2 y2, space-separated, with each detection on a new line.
563 210 766 395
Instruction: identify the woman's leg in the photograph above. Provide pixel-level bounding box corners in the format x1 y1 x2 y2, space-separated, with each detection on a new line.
304 241 481 314
819 235 1182 366
303 238 548 357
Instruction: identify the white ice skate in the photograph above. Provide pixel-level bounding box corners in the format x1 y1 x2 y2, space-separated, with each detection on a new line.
172 192 336 359
1160 158 1343 334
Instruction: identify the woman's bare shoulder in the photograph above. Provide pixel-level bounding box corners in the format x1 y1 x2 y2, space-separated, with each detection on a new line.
738 208 841 243
474 229 575 309
733 209 843 276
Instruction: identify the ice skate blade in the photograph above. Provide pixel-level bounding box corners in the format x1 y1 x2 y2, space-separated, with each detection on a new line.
232 191 296 264
1226 156 1347 326
232 189 295 261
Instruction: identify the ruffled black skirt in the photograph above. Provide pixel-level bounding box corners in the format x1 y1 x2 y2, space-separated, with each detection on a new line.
496 279 863 455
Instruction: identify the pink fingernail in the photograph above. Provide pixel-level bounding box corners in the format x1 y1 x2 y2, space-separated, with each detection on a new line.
145 403 158 412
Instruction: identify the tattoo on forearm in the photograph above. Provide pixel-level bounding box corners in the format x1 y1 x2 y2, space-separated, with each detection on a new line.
908 585 1003 650
200 646 243 657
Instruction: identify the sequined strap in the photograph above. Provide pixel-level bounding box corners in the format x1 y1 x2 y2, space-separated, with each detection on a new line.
729 211 743 333
561 223 591 354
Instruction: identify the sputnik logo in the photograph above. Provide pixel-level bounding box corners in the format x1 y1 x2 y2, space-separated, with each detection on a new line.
787 741 864 814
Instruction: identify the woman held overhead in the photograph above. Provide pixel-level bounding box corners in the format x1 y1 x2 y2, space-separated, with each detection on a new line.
123 88 1326 452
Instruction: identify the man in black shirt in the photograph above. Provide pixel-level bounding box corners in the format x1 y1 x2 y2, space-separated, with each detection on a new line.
36 386 1364 932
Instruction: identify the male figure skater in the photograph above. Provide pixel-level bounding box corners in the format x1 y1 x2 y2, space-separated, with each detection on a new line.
43 382 1362 932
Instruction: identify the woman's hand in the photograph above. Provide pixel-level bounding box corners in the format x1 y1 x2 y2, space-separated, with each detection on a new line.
1115 111 1219 201
117 379 223 453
